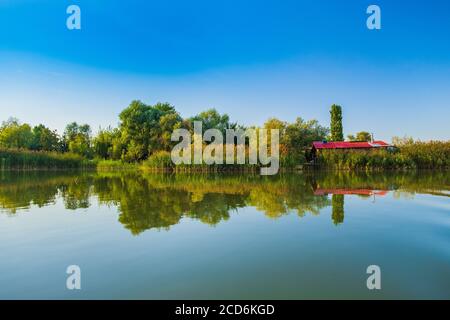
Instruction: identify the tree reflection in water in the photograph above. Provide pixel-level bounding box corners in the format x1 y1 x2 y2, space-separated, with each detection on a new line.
0 170 448 234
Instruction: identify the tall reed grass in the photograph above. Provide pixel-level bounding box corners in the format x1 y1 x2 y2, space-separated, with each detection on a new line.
96 159 139 171
141 150 261 173
0 148 92 170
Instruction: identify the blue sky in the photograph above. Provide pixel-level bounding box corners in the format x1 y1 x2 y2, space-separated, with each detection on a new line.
0 0 449 141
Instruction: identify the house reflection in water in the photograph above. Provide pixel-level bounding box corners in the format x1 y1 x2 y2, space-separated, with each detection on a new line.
313 188 388 225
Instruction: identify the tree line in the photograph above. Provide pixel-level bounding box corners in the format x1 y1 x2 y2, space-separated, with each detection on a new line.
1 100 334 165
4 100 437 169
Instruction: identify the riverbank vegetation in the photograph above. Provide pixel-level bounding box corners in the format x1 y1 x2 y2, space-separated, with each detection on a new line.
0 148 92 170
317 140 450 170
0 100 328 170
1 100 448 171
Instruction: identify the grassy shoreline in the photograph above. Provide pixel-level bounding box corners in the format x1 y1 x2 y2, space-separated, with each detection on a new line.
0 148 94 170
2 142 449 172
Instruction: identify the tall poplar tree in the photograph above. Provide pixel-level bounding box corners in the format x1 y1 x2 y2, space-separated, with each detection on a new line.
330 104 344 141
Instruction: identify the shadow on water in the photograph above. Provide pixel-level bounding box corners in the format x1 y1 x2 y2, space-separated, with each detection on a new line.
0 170 448 234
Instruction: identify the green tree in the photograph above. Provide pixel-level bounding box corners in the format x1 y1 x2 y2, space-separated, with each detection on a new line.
63 122 92 157
0 118 33 149
158 112 183 151
264 118 286 132
190 108 235 134
119 101 182 161
31 124 61 151
392 135 414 146
93 127 117 159
153 102 183 151
330 104 344 141
110 134 126 160
331 194 344 225
121 100 159 161
264 117 328 165
284 118 329 148
347 131 372 142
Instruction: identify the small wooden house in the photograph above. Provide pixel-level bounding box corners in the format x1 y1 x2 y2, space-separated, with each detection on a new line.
308 140 391 162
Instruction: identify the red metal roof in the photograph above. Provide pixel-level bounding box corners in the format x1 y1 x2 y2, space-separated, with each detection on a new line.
314 188 389 196
312 140 390 149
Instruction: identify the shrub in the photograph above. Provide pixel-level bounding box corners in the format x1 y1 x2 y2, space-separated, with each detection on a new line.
0 148 91 170
142 151 174 169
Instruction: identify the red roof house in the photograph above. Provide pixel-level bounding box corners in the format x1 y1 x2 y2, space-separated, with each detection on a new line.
307 140 392 162
312 140 390 150
314 188 388 196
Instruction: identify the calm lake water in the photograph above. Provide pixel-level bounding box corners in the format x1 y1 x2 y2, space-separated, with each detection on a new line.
0 170 448 299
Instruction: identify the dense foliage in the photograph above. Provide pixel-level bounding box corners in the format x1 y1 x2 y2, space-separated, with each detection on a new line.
317 141 450 170
1 102 448 170
1 171 448 233
330 104 343 141
347 131 371 142
264 117 329 166
0 148 91 170
1 100 328 168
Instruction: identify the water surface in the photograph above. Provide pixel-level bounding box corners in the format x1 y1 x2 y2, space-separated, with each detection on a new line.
0 171 448 299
